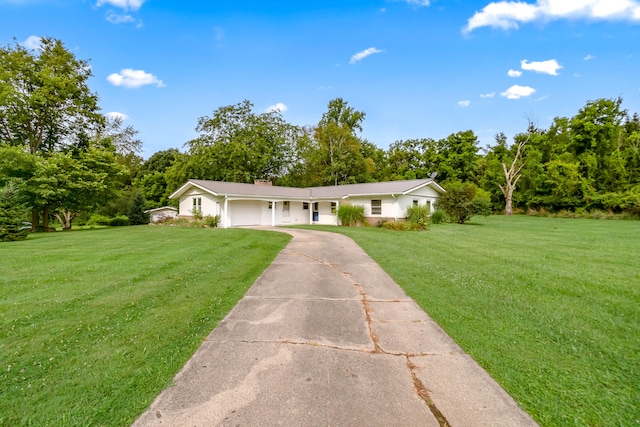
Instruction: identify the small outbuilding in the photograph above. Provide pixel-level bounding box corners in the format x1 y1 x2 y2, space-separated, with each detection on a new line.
145 206 178 223
169 178 445 228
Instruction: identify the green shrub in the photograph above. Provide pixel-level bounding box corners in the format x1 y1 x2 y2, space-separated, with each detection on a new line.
430 210 446 224
407 221 428 231
87 214 112 226
407 205 430 223
382 221 408 231
407 205 430 230
438 181 491 224
204 215 220 228
337 204 365 226
109 215 130 226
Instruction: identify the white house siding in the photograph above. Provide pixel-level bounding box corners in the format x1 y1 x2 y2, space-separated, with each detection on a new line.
348 196 398 220
406 186 440 213
313 201 339 225
346 193 435 223
148 208 177 223
284 201 311 225
252 200 310 226
171 179 443 228
179 189 219 217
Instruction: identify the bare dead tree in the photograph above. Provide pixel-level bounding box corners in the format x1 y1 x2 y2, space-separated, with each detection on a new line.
499 120 534 215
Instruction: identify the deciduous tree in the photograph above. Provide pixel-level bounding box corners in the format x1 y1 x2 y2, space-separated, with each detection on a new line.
0 37 104 229
180 100 300 183
437 181 490 224
311 98 368 185
0 37 103 155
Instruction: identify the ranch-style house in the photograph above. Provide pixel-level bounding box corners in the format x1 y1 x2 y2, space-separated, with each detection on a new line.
169 178 445 228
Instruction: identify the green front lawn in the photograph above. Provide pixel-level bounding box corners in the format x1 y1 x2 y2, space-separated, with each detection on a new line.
2 217 638 426
311 216 639 427
0 226 291 426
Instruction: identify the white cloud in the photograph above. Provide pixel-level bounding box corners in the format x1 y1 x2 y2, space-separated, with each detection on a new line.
403 0 430 6
584 54 596 60
464 0 640 32
501 85 536 99
350 47 384 64
465 1 538 32
106 111 129 120
96 0 145 11
521 59 563 75
106 12 135 24
214 26 225 41
266 103 288 113
107 69 164 88
21 35 42 50
458 100 471 107
508 69 522 77
480 92 496 98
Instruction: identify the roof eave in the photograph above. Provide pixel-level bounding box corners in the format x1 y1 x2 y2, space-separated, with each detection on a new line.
169 180 219 199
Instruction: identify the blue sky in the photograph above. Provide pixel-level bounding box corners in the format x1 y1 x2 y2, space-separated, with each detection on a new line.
2 0 639 157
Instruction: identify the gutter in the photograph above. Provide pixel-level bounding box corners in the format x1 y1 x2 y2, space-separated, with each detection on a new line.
391 194 398 221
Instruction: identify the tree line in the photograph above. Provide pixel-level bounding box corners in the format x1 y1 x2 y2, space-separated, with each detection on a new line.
158 96 639 216
2 38 639 237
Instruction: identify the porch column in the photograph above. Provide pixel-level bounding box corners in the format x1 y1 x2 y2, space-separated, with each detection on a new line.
309 201 313 224
223 196 229 228
271 200 276 226
335 200 340 225
393 195 399 221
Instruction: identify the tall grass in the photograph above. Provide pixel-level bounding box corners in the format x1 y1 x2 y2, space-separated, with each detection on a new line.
337 203 365 226
302 216 640 426
0 226 290 426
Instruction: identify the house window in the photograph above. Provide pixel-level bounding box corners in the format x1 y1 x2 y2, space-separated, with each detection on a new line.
192 197 202 213
313 202 319 212
303 202 309 210
426 201 432 212
268 201 273 209
413 199 419 206
371 199 382 215
283 201 290 217
331 202 337 214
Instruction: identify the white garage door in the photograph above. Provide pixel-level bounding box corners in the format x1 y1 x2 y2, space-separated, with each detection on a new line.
229 200 262 226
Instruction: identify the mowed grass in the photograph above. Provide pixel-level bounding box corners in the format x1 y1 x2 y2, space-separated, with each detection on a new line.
307 216 639 427
0 226 291 426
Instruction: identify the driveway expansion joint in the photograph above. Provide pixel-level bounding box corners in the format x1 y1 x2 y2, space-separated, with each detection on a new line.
133 228 539 427
408 356 452 427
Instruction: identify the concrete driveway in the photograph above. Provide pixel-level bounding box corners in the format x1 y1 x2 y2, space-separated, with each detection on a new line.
133 228 538 426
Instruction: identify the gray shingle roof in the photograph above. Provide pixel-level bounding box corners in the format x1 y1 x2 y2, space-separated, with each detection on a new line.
171 178 444 200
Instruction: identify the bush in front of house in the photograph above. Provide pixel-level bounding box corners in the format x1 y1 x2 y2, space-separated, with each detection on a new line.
407 205 430 230
430 210 446 224
382 221 408 231
203 215 220 228
337 204 365 226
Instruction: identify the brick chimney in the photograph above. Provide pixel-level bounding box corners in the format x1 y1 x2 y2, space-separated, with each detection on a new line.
254 179 272 186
